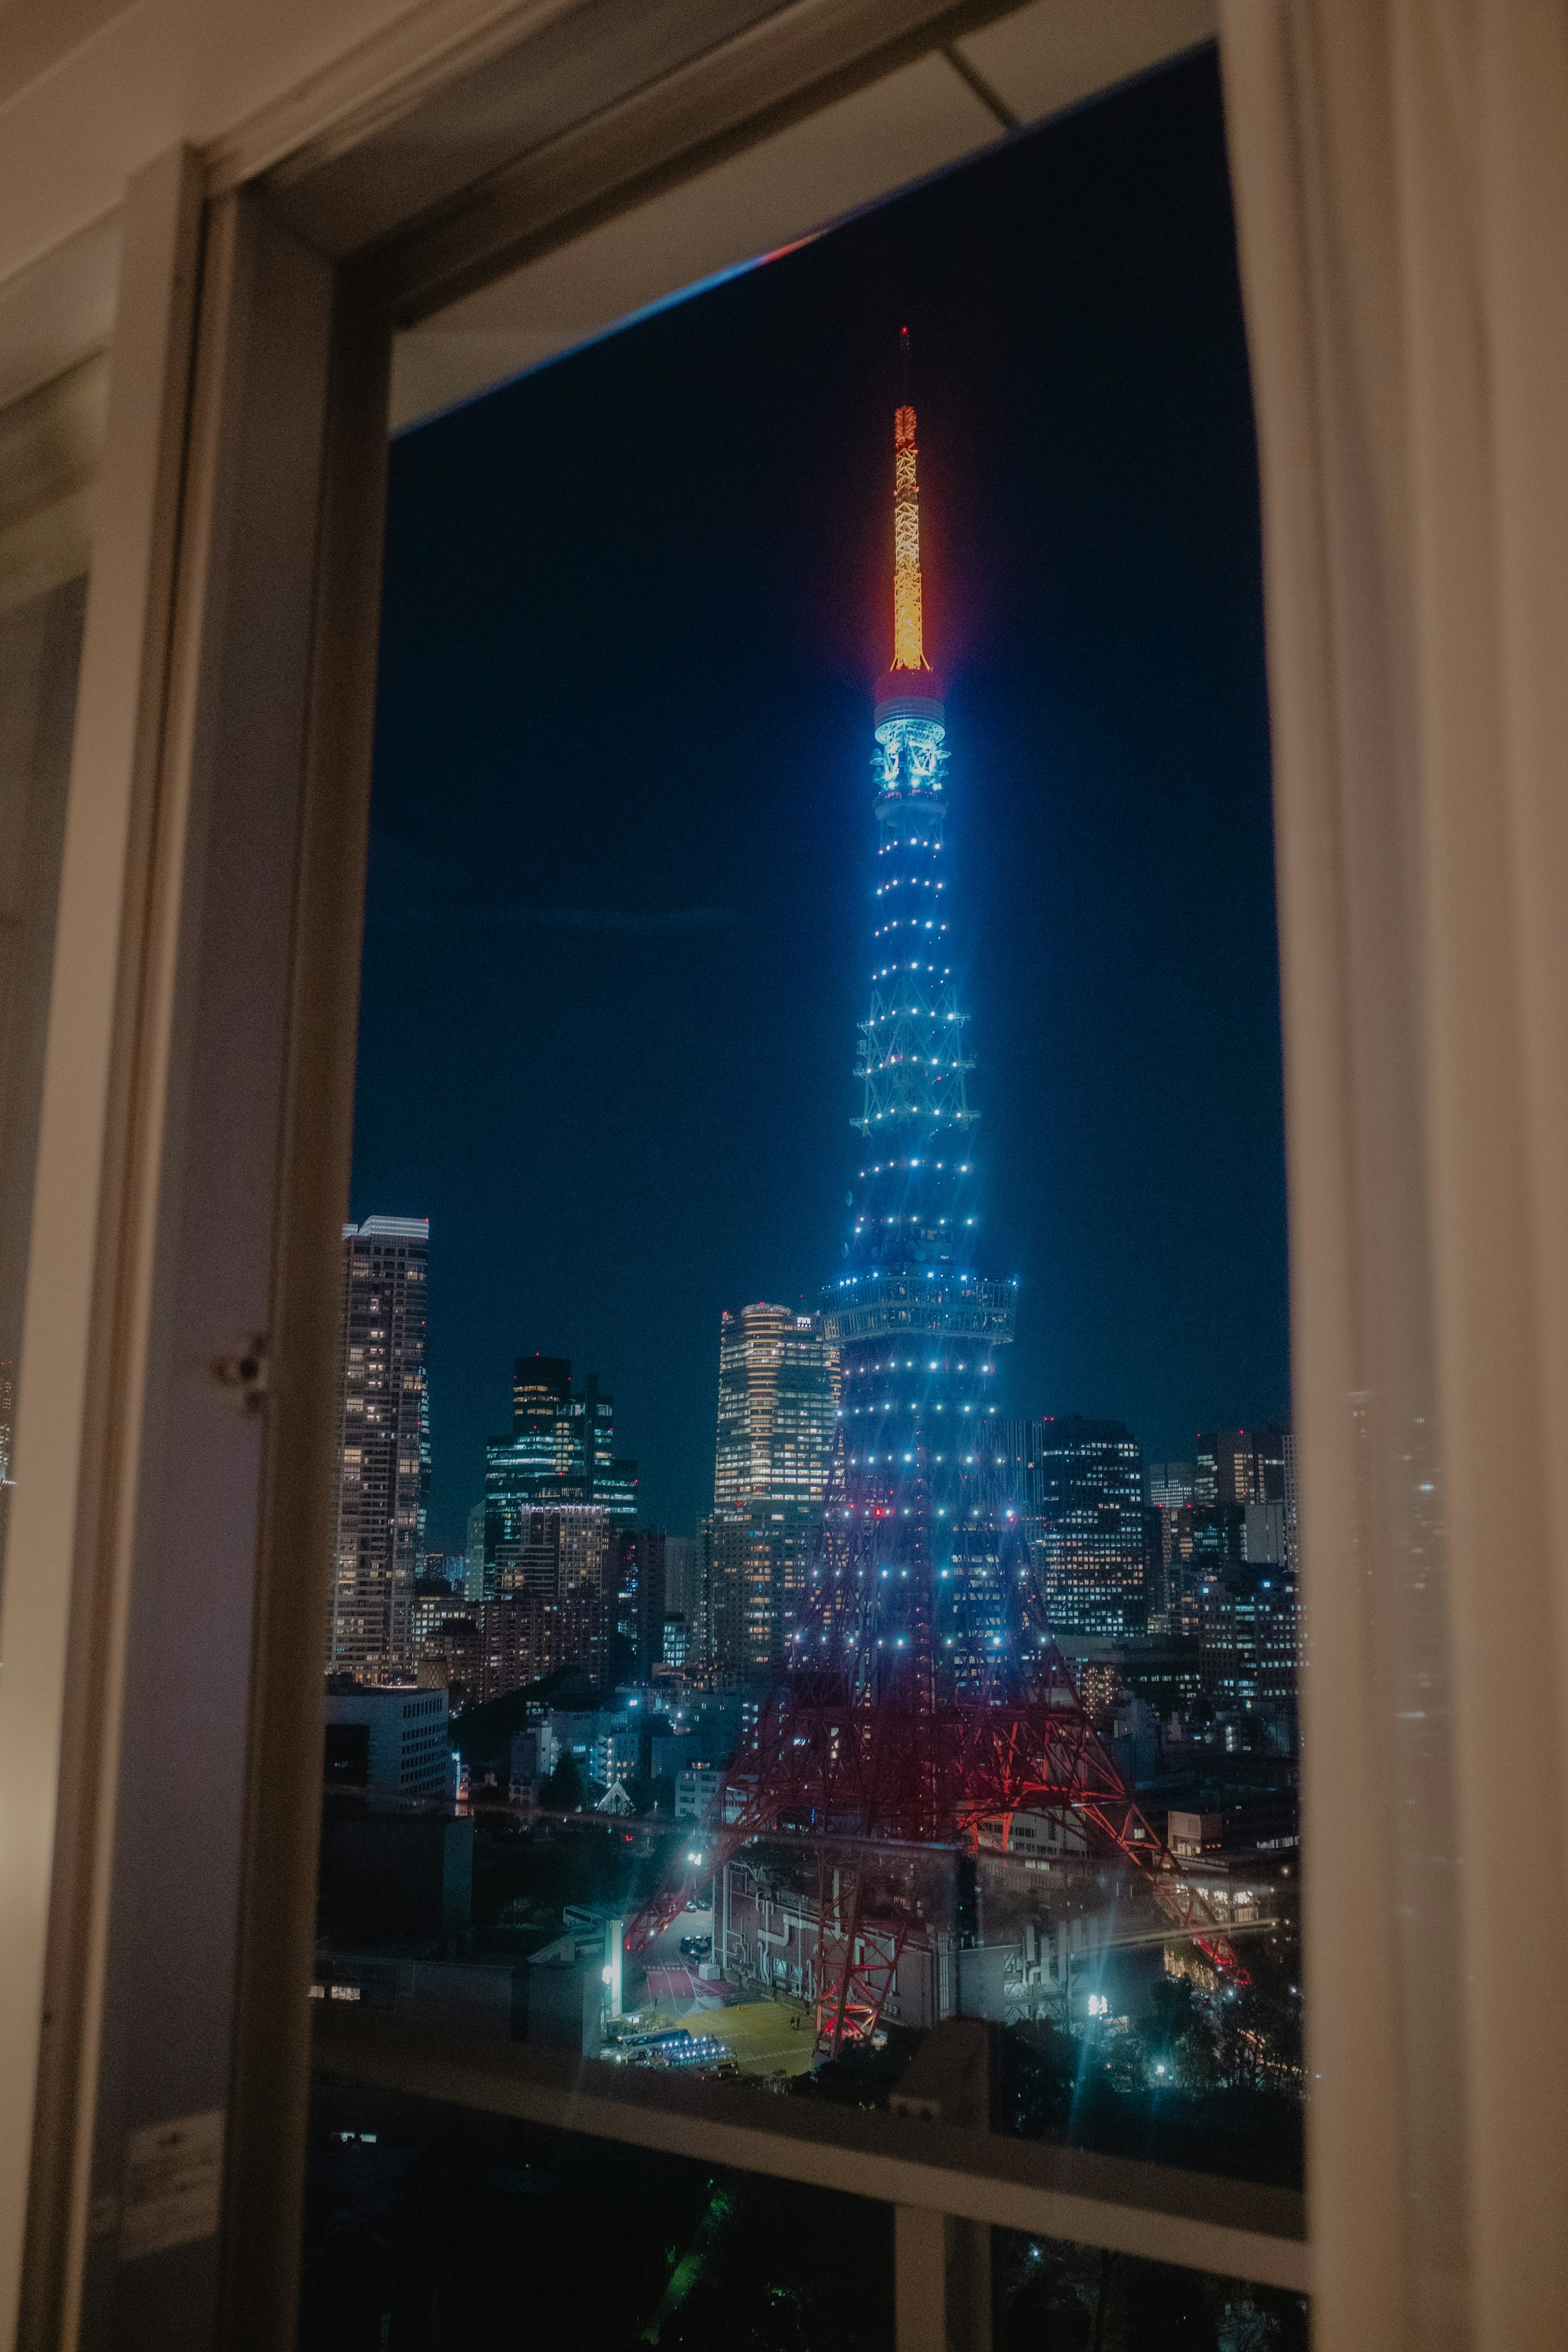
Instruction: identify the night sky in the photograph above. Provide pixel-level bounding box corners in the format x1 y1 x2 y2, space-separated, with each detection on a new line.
352 45 1290 1553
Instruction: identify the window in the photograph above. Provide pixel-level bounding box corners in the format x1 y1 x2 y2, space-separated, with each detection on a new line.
27 3 1559 2348
312 29 1303 2346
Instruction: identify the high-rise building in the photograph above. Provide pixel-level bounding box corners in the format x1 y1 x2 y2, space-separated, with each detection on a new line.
484 1355 638 1590
1200 1564 1299 1732
1030 1416 1147 1637
610 1526 667 1679
571 1371 639 1526
691 1515 716 1676
1145 1460 1198 1637
1194 1427 1258 1508
712 1302 837 1671
497 1501 611 1608
415 1595 604 1707
661 1615 688 1668
326 1215 430 1681
1195 1422 1300 1727
817 386 1017 1689
411 1573 467 1660
1186 1425 1300 1695
663 1534 700 1624
1147 1460 1196 1512
486 1354 570 1583
1194 1425 1292 1510
463 1498 486 1601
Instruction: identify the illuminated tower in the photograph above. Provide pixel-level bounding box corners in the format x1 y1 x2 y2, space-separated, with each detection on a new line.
820 354 1017 1701
629 353 1251 2038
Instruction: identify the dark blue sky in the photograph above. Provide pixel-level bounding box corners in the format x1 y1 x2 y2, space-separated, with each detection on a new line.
353 44 1290 1552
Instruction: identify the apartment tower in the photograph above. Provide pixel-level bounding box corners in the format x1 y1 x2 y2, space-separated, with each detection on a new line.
326 1215 430 1681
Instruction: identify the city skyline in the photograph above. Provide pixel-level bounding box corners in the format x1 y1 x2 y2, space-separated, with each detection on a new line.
351 48 1288 1549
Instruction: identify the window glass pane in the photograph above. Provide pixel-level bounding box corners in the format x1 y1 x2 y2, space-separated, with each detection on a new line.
0 339 110 1591
993 2229 1308 2351
319 35 1301 2282
300 2082 893 2350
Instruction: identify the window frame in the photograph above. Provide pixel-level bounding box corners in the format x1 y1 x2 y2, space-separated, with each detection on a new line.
5 7 1316 2346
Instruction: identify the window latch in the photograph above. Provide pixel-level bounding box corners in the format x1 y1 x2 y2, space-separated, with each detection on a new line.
211 1335 271 1413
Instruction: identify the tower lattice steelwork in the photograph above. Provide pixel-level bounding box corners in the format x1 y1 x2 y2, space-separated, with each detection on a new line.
628 345 1245 2041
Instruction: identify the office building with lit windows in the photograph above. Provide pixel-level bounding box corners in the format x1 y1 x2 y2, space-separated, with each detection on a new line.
711 1302 837 1671
323 1682 451 1800
610 1526 667 1680
497 1501 612 1607
1194 1423 1292 1509
1029 1416 1147 1637
326 1215 430 1681
483 1354 638 1594
415 1593 606 1704
1145 1459 1198 1636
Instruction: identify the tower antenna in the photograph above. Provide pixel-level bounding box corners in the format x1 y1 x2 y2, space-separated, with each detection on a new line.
891 333 927 673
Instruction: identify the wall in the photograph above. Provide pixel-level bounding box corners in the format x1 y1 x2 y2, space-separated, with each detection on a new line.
0 0 556 292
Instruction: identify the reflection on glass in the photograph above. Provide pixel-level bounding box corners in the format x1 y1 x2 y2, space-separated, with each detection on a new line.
0 347 109 1600
993 2229 1307 2352
318 46 1298 2215
299 2086 893 2350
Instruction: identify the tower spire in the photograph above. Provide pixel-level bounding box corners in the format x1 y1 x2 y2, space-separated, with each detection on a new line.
892 330 927 672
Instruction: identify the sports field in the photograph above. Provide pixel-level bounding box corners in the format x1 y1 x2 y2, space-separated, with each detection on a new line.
622 1997 816 2078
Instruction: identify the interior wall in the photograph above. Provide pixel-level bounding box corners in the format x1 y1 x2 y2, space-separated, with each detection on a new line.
0 0 1217 339
0 0 565 292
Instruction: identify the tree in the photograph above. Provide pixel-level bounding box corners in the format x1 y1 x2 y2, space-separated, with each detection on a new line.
540 1753 585 1812
1139 1971 1221 2093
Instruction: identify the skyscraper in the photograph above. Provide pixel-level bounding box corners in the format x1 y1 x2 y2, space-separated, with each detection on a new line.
463 1497 486 1601
663 1534 700 1625
497 1503 611 1607
1195 1427 1259 1507
1030 1416 1147 1637
610 1525 667 1680
711 1302 837 1672
484 1354 638 1592
1145 1460 1198 1637
326 1215 430 1681
486 1353 571 1591
571 1372 639 1526
817 368 1017 1690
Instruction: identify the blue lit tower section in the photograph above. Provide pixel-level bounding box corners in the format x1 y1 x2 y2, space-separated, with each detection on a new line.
820 380 1016 1700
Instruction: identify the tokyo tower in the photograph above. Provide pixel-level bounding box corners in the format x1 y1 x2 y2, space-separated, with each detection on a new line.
819 332 1018 1697
628 342 1245 2041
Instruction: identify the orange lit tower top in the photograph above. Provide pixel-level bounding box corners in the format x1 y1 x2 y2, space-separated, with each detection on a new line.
878 334 943 731
891 400 927 671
